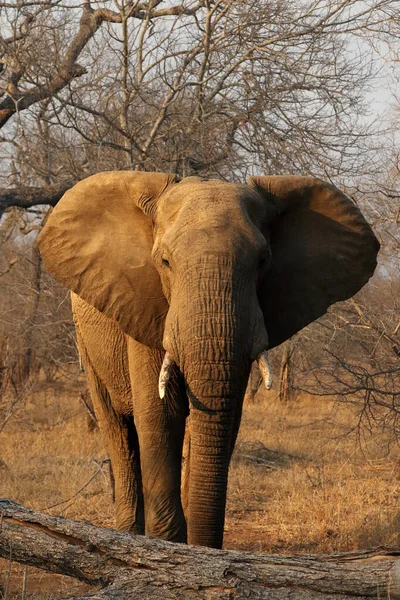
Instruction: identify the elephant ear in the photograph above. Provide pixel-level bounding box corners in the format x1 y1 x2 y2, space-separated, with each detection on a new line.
248 175 380 349
37 171 177 349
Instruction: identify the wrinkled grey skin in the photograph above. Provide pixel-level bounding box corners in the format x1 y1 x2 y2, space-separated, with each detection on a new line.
38 172 379 548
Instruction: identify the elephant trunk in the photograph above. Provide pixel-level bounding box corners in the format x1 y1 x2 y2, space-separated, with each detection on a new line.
188 406 234 547
184 350 249 548
168 259 267 547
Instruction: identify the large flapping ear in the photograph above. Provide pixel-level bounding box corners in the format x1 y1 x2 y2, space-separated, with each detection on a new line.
248 175 380 349
37 171 178 349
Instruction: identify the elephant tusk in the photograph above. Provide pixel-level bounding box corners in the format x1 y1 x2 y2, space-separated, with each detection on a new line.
256 351 273 390
159 352 174 399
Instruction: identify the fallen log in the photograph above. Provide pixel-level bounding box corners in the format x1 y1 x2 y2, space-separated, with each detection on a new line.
0 499 399 599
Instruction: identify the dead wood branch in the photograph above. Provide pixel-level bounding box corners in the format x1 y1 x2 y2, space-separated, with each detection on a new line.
0 182 72 217
0 2 203 129
0 499 399 599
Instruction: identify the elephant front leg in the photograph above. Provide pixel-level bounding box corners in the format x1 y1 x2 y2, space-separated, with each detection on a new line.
73 305 145 534
105 413 144 533
78 335 144 533
128 339 187 543
87 377 144 533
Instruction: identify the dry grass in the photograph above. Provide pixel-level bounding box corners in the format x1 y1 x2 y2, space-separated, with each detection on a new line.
1 379 113 527
1 378 399 597
226 393 400 552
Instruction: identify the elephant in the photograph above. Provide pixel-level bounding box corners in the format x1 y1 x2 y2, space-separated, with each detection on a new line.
37 171 379 549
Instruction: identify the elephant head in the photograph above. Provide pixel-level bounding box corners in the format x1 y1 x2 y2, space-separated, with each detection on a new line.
37 171 379 548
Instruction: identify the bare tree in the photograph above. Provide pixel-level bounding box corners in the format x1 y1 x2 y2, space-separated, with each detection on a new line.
0 218 77 384
0 0 396 215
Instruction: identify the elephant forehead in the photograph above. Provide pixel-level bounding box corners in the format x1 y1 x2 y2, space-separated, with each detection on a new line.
159 181 262 224
159 193 267 257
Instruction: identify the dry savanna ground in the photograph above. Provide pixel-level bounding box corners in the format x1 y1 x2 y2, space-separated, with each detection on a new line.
1 374 399 598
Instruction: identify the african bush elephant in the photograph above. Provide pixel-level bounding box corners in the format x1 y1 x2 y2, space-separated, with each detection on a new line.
37 171 379 548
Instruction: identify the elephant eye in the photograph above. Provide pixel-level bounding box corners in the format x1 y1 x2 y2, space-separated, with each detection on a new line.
162 257 171 268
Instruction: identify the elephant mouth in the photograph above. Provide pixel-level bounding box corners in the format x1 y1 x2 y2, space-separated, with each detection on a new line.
158 350 272 399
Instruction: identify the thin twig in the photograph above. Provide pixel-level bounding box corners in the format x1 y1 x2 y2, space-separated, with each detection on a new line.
42 459 110 511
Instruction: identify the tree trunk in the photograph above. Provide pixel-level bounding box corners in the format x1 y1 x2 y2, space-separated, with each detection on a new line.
22 247 42 381
1 499 399 600
278 342 293 402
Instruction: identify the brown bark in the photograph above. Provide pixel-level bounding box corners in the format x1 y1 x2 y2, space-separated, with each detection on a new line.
1 499 399 599
278 342 293 402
